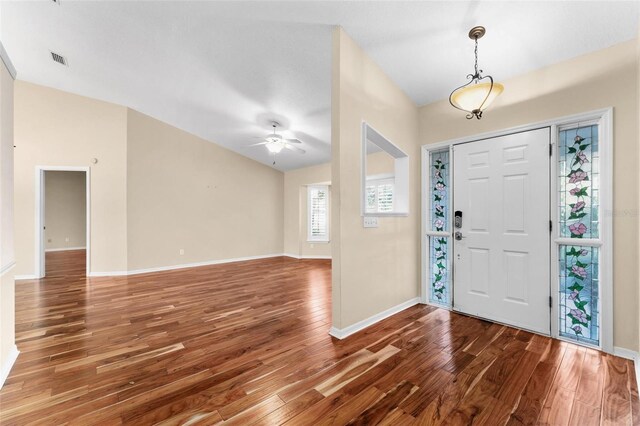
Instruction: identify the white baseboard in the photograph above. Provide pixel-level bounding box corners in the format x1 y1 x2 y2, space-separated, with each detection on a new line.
614 346 640 385
18 253 331 279
45 247 86 252
88 270 128 277
14 275 39 280
613 346 638 360
329 297 421 340
89 253 289 277
283 253 332 260
0 345 19 389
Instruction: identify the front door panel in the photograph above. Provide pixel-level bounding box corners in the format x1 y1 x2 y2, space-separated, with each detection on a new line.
453 128 551 334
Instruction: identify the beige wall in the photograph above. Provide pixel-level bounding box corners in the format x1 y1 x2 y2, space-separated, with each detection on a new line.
419 40 639 352
365 151 395 177
1 58 14 270
14 83 286 275
126 109 284 271
331 27 420 329
637 26 640 352
1 60 13 270
14 81 128 275
44 171 86 250
0 46 16 385
283 162 331 258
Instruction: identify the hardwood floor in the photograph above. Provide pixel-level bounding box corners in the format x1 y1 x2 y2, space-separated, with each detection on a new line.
1 250 638 425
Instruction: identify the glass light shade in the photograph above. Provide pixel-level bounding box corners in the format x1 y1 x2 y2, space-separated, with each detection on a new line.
450 81 504 113
266 142 284 153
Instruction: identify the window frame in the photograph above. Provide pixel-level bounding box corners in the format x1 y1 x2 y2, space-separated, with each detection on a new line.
307 185 330 243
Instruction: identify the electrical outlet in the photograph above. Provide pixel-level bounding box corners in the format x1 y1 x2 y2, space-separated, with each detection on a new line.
179 249 185 255
363 217 379 228
310 244 314 249
65 237 70 242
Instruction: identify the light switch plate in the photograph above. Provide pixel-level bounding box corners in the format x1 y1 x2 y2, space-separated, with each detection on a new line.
363 217 379 228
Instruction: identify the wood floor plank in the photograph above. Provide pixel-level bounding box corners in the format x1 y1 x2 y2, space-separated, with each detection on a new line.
282 385 376 426
221 394 285 425
494 349 541 408
575 349 605 408
554 345 586 391
628 359 640 426
377 408 416 426
313 386 384 426
569 400 601 426
507 361 558 426
601 354 632 425
0 250 636 426
538 383 575 425
346 380 416 425
252 389 325 425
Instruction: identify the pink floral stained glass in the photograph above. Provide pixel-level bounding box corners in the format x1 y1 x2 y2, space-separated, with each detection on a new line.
558 125 600 346
428 150 450 306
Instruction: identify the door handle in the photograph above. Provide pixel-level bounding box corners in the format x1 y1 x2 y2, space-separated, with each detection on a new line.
454 231 465 241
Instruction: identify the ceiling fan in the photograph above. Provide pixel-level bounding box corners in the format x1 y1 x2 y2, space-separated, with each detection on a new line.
249 122 306 163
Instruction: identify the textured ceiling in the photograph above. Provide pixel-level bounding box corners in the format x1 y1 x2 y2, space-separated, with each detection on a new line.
2 1 638 171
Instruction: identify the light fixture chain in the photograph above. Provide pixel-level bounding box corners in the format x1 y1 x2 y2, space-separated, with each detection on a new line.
474 37 479 77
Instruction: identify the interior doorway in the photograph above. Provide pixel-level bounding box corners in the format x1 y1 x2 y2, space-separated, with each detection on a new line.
36 167 90 277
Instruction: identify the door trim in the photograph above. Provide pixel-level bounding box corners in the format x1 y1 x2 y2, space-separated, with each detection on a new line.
420 108 613 354
35 166 91 278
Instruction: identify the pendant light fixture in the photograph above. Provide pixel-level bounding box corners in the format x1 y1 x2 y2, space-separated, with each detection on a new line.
449 26 503 119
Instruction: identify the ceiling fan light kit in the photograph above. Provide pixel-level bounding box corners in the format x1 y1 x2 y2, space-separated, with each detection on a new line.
249 121 306 165
266 140 284 154
449 26 503 120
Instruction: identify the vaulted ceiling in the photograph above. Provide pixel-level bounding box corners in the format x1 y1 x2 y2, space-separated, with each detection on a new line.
2 1 638 170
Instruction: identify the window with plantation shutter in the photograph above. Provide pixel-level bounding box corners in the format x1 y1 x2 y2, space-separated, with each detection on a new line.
365 178 394 214
377 183 394 213
308 185 329 242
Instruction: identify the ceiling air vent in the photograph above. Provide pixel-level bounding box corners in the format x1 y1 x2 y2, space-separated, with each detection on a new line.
50 51 67 66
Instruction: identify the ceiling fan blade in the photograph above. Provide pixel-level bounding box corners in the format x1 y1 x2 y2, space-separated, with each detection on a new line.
284 138 302 144
248 142 268 147
285 144 306 154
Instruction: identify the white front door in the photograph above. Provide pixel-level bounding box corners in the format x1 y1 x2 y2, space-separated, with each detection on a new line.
452 128 551 334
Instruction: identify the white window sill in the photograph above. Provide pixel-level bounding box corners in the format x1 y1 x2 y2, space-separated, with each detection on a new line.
307 240 330 244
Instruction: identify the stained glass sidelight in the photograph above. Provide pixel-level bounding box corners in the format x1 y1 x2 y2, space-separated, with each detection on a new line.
559 245 599 345
428 149 451 306
429 237 450 304
558 124 600 346
430 151 449 231
558 125 599 239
